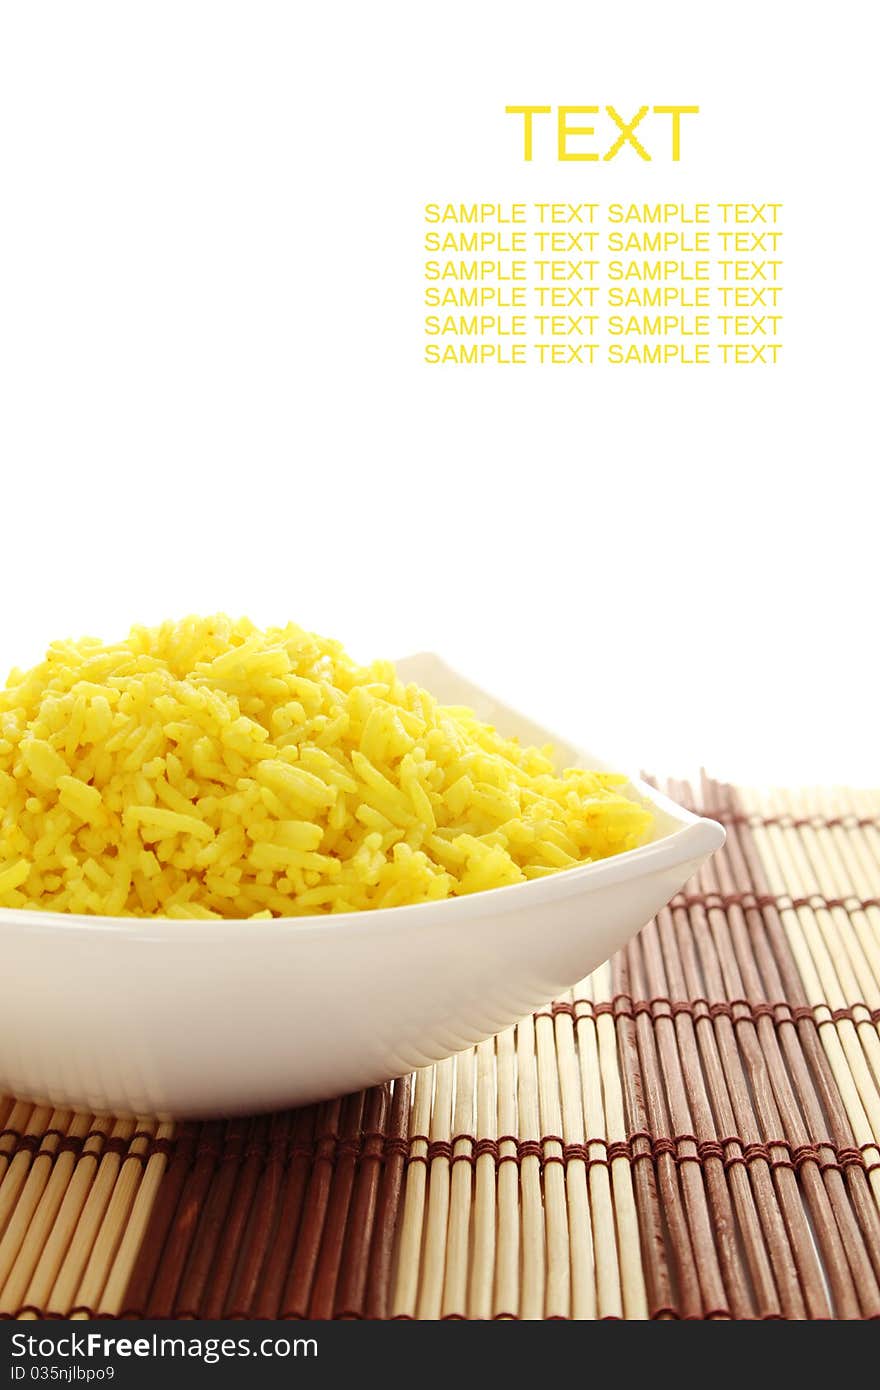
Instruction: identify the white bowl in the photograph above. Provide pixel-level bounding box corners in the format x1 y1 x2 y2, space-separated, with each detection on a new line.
0 656 724 1118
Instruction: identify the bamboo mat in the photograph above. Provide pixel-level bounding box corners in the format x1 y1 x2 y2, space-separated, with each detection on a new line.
1 775 879 1320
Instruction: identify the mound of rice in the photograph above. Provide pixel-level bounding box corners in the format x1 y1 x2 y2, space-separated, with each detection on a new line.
0 617 653 918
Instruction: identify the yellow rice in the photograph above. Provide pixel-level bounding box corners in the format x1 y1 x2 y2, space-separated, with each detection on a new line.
0 617 653 919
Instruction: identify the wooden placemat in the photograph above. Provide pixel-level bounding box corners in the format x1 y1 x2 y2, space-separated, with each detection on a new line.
1 776 879 1320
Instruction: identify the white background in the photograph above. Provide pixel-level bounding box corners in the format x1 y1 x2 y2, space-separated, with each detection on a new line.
0 2 876 785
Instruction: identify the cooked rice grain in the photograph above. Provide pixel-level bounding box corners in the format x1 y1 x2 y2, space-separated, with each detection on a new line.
0 617 653 918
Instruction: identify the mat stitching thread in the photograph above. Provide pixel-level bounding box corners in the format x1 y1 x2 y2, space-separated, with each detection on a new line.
0 1132 176 1165
678 809 880 832
671 890 880 913
532 994 880 1028
396 1132 877 1175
